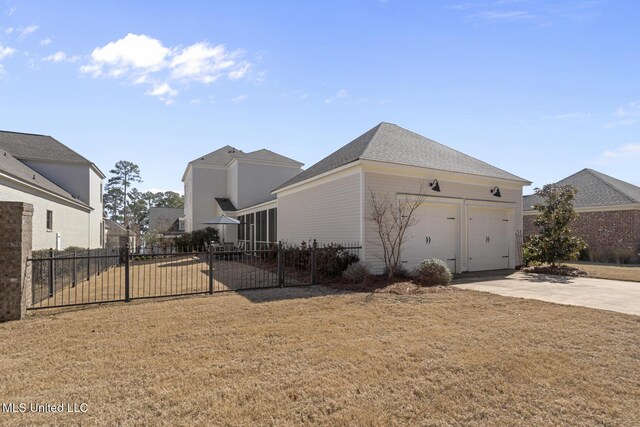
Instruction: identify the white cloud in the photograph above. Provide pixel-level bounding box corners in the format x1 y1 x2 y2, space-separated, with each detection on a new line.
83 33 170 78
477 10 534 21
0 45 16 60
189 99 201 105
231 94 248 103
40 37 52 46
43 51 79 63
602 143 640 159
147 82 178 97
4 27 14 34
325 89 348 104
20 25 39 36
81 34 253 103
605 101 640 128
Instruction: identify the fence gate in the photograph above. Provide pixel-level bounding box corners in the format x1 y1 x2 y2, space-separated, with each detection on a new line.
28 241 361 310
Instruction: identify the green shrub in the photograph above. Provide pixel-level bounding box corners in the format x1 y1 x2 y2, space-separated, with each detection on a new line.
342 262 370 283
412 258 452 287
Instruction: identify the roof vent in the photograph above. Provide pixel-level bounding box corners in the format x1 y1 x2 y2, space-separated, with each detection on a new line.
32 174 36 180
3 152 6 156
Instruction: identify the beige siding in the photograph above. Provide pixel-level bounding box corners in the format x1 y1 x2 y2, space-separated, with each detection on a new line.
1 179 91 250
235 161 301 209
278 172 361 245
364 171 524 273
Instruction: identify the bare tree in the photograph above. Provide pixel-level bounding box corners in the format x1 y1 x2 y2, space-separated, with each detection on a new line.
368 186 425 278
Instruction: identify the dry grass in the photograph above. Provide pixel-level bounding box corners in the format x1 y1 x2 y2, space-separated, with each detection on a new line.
1 287 639 426
564 262 640 282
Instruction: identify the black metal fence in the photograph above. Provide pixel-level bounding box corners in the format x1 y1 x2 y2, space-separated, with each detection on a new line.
27 240 360 310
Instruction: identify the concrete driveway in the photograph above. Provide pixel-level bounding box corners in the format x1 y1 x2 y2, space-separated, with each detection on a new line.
454 271 640 316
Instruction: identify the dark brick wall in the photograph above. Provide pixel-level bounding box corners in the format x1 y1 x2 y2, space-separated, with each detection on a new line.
524 209 640 261
0 202 33 321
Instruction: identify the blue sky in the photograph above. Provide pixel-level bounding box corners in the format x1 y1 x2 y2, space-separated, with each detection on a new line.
1 0 639 194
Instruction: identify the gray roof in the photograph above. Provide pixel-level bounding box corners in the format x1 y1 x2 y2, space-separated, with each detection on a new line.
523 169 640 211
0 130 92 165
215 197 237 212
189 145 303 167
149 207 185 232
274 122 529 191
104 219 127 236
0 149 89 208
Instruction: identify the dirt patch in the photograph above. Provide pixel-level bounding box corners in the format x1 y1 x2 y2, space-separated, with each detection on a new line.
327 276 453 295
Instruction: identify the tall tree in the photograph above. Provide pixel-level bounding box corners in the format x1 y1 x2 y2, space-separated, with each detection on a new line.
104 160 142 227
524 184 587 266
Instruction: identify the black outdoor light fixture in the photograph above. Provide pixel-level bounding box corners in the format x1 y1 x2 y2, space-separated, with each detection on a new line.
490 186 502 197
429 179 441 192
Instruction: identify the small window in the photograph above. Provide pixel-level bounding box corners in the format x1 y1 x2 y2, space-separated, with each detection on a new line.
178 218 185 231
46 210 53 231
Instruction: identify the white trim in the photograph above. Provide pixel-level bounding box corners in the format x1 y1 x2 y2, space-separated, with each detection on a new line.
235 199 277 215
359 169 365 262
226 156 303 169
0 172 92 212
274 162 362 196
361 159 530 188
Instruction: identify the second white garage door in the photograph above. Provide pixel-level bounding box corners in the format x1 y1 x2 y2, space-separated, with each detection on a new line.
467 206 511 271
402 203 458 272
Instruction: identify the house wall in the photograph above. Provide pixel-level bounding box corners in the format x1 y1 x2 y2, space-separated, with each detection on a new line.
277 170 361 245
22 161 90 202
0 178 92 250
524 209 640 262
227 161 239 208
191 166 227 231
363 167 524 274
184 168 193 232
88 168 104 248
234 160 301 209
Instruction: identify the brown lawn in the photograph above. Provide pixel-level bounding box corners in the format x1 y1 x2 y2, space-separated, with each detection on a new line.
565 262 640 282
1 287 639 426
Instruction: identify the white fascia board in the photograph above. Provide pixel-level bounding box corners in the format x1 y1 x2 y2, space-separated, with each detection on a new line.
0 172 93 212
227 157 303 169
273 161 362 196
360 159 531 188
235 199 277 215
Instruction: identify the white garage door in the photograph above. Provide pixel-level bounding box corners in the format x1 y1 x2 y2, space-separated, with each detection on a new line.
468 207 510 271
402 204 458 272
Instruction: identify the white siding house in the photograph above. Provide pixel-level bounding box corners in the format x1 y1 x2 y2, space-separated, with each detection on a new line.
182 146 303 244
0 131 105 250
273 123 531 274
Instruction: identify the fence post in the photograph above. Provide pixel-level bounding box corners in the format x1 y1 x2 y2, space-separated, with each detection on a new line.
311 239 318 285
48 248 54 297
72 250 77 287
124 244 130 302
277 241 284 287
208 243 214 295
86 247 90 281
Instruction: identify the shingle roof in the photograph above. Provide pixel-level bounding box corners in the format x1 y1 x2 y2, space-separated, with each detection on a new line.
149 207 185 232
0 130 92 165
215 197 237 212
274 122 529 191
0 149 89 207
523 169 640 211
189 145 303 167
104 219 127 236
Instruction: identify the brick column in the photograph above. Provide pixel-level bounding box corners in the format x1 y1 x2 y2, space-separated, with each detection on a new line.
0 202 33 322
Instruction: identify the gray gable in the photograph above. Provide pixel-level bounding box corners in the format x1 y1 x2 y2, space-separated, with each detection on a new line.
275 122 528 191
523 169 640 211
0 130 92 165
0 149 89 207
189 146 302 167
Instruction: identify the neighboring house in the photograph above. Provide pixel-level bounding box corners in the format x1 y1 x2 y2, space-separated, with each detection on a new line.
0 130 105 250
523 169 640 262
182 145 303 244
149 207 185 237
104 219 128 249
273 122 531 274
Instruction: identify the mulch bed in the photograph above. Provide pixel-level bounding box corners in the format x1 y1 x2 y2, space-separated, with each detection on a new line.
327 276 453 295
522 265 588 277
